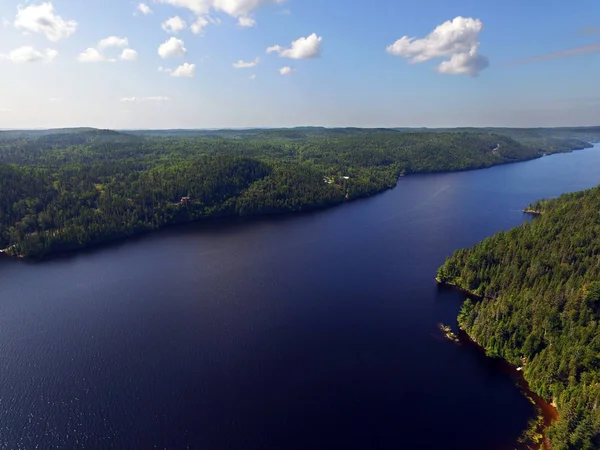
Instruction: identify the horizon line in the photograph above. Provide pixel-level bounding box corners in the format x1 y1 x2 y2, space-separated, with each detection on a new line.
2 125 600 132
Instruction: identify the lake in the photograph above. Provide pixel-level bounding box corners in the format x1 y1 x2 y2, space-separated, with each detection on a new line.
1 145 599 449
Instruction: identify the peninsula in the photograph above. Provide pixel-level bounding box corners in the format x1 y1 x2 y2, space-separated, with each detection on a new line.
437 186 600 449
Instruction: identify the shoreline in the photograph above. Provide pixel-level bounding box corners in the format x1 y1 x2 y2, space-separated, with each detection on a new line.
455 328 558 450
437 280 558 449
7 143 595 262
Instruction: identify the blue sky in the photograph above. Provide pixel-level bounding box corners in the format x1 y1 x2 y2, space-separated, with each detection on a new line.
0 0 599 129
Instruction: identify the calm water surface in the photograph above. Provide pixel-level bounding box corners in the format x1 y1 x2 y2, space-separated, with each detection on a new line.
1 145 599 449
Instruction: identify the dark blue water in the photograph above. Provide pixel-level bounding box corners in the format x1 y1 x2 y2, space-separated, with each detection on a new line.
1 145 599 450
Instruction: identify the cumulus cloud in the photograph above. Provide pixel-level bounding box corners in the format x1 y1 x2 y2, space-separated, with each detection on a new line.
238 16 255 27
0 108 12 113
77 48 108 63
137 3 153 15
156 0 284 17
120 96 169 102
233 57 259 68
267 33 322 59
78 37 135 63
249 74 256 79
190 16 209 34
119 48 139 61
98 36 128 50
162 16 187 33
155 0 284 30
189 16 220 34
14 2 77 42
386 16 489 77
158 37 187 58
3 46 58 63
279 66 293 75
438 48 489 75
171 62 195 77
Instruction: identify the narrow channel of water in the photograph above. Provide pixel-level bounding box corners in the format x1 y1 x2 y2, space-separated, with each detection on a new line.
0 145 598 449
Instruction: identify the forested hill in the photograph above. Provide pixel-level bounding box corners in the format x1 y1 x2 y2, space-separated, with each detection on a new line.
0 127 597 258
437 187 600 449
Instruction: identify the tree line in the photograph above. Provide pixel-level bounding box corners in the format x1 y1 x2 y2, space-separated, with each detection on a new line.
437 186 600 449
0 128 594 257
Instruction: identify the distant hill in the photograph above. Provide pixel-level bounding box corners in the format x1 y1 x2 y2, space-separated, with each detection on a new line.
1 125 598 160
0 128 140 146
392 126 600 144
3 125 600 141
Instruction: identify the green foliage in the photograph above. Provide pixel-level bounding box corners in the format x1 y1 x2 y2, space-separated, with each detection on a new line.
0 127 595 258
438 186 600 449
517 412 544 445
457 299 475 329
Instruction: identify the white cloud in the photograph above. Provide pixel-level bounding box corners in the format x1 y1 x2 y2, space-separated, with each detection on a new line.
98 36 128 50
279 66 293 75
78 37 136 63
386 16 489 77
119 48 139 61
156 0 285 18
77 48 109 63
155 0 209 15
171 62 195 77
48 97 62 102
249 74 256 79
238 16 255 27
437 48 489 76
4 46 58 63
232 57 259 68
156 0 283 31
190 16 209 34
162 16 187 33
0 108 11 113
158 37 187 58
189 16 220 34
120 96 169 102
137 3 153 15
14 2 77 42
158 66 172 73
267 33 322 59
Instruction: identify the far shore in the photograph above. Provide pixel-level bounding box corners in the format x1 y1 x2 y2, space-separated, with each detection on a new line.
3 142 595 261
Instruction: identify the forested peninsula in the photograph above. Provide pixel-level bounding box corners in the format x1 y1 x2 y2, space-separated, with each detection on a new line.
1 126 598 258
437 187 600 449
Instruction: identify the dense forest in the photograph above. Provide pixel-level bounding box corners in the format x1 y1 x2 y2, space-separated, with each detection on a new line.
0 126 598 258
437 187 600 449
